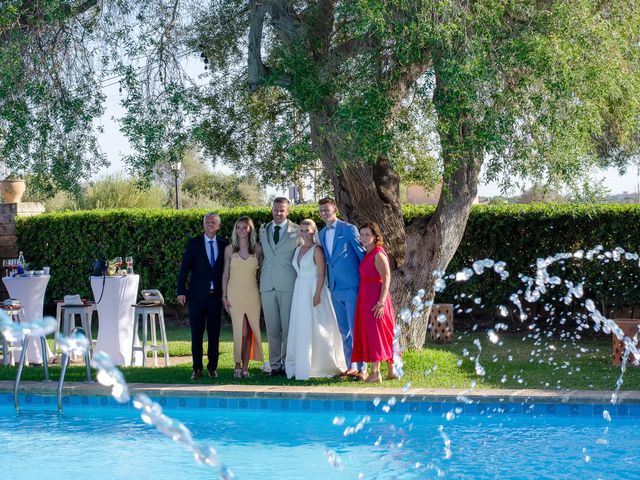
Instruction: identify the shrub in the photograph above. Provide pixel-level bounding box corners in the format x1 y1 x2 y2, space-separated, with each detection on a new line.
78 173 166 209
15 203 640 320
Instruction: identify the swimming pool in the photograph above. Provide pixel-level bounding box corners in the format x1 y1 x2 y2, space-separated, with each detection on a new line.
1 394 639 479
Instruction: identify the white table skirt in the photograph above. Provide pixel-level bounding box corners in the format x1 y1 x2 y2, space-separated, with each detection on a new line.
2 275 54 364
91 275 142 366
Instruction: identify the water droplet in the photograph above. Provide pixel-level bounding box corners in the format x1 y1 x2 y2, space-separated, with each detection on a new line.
602 410 611 422
445 411 455 420
399 307 411 323
455 268 474 281
382 405 390 413
437 313 447 323
585 299 596 312
373 397 381 406
388 396 397 406
493 261 506 273
324 449 344 470
332 416 345 426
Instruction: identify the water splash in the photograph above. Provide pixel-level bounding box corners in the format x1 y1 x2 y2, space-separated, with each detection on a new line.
0 317 233 479
0 315 57 343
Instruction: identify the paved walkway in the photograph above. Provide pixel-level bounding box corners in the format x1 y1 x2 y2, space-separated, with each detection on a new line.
2 380 639 403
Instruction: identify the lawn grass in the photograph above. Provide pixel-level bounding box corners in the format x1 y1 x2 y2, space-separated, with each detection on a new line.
1 326 638 391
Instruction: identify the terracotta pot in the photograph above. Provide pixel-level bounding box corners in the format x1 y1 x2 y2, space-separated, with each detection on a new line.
0 179 26 203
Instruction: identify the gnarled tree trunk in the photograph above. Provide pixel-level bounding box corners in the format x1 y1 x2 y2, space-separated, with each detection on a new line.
309 111 406 268
311 108 482 349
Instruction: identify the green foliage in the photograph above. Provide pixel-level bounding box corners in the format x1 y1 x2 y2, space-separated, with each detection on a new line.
15 205 319 303
443 203 640 318
77 173 166 210
180 172 266 208
16 203 640 317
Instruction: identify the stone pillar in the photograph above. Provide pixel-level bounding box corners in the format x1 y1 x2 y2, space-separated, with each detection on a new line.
0 202 46 298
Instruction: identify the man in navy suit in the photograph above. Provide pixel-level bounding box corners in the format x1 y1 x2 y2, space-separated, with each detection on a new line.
177 213 229 380
318 197 367 379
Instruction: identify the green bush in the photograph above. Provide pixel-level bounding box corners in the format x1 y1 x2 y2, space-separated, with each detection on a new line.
78 173 166 209
15 205 319 303
15 203 640 317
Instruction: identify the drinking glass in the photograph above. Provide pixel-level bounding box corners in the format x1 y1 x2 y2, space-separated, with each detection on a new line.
125 256 133 275
2 259 8 277
114 256 123 269
8 259 18 276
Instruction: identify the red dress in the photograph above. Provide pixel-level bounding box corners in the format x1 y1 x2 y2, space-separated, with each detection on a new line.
351 246 395 362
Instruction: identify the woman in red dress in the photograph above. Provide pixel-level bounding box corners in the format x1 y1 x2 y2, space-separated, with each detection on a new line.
351 222 396 383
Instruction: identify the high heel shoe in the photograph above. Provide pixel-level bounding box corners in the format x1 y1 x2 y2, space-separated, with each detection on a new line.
365 371 382 383
241 370 250 379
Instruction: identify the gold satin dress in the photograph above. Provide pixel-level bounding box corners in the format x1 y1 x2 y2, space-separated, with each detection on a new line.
227 253 264 363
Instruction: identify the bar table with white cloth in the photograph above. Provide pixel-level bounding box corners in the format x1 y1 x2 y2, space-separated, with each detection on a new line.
91 274 142 366
2 275 54 363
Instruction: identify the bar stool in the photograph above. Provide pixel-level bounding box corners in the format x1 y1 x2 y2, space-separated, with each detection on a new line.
0 305 25 366
55 298 95 359
131 289 170 367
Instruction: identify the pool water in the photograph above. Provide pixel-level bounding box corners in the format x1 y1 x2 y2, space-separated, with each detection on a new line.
1 397 639 479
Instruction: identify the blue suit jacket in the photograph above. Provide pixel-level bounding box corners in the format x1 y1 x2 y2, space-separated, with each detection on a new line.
176 235 228 301
319 219 365 291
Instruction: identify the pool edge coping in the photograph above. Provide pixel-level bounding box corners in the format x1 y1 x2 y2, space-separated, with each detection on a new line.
1 381 639 404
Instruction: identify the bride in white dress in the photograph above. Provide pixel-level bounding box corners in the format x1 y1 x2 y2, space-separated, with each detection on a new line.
285 219 347 380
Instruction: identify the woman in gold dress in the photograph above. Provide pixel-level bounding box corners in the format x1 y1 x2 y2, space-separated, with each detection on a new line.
222 216 264 378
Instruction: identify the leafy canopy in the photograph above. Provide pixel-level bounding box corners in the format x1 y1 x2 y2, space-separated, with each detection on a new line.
1 1 639 193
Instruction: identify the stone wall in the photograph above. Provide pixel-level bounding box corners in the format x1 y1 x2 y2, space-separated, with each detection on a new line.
0 203 45 298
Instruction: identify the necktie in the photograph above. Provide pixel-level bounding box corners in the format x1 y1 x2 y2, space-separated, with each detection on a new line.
327 225 335 230
208 240 215 268
274 225 281 244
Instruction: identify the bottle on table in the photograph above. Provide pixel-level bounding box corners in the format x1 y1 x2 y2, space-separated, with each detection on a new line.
125 256 134 274
17 251 25 275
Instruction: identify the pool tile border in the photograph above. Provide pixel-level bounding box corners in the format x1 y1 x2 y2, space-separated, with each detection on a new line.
1 381 640 418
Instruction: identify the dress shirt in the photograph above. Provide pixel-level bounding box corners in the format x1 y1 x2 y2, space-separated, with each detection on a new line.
204 234 218 290
272 220 288 242
325 222 336 254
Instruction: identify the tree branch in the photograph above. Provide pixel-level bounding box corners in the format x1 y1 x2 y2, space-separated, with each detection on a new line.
248 0 301 92
247 0 270 92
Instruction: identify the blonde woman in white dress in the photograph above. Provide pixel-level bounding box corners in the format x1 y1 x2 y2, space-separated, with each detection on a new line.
285 219 346 380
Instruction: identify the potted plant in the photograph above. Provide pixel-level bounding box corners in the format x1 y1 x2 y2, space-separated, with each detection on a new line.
0 174 26 203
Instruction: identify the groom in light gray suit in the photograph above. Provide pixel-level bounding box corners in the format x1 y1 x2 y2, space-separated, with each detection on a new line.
259 197 301 376
318 197 366 378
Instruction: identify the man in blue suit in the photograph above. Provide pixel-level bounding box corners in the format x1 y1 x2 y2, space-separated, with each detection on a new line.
318 197 366 379
177 213 229 380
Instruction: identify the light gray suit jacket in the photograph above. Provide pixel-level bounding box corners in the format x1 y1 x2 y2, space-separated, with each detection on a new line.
259 220 301 293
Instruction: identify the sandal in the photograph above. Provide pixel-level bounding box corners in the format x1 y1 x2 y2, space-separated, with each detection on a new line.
386 370 399 381
241 370 250 379
352 370 367 381
233 368 242 379
365 371 382 383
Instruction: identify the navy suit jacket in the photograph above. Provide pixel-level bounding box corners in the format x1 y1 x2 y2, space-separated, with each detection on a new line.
177 235 228 302
319 219 365 291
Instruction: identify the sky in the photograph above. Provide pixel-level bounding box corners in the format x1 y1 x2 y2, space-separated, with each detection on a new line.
96 81 640 199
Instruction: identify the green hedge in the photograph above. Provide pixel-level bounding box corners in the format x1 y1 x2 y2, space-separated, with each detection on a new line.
15 204 640 316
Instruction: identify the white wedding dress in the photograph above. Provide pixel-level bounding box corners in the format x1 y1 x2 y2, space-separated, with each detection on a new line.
285 245 347 380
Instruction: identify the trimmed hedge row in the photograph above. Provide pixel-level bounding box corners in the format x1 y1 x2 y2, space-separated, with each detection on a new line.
15 204 640 316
